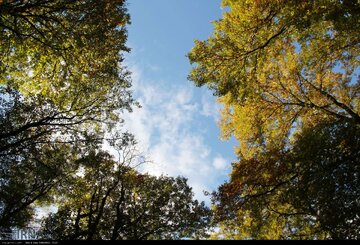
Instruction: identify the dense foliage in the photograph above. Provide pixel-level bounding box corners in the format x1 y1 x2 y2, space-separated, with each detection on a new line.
0 0 212 240
188 0 359 239
0 0 134 230
39 149 211 240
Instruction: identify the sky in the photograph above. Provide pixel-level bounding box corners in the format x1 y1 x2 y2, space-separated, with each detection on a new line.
120 0 238 204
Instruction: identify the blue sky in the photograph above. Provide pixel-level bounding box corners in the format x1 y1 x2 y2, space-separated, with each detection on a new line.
122 0 237 203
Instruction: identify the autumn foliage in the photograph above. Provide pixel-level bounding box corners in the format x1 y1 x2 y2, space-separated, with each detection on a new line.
188 0 359 239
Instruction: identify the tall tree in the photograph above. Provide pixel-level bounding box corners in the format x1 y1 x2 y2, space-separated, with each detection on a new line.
0 0 135 230
211 120 360 239
188 0 360 239
188 0 359 159
0 0 135 150
38 148 212 240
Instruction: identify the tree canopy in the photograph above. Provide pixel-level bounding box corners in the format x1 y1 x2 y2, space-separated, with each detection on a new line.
188 0 360 240
38 149 212 240
211 120 360 239
0 1 214 240
0 0 135 145
189 0 359 159
0 0 137 231
2 0 359 240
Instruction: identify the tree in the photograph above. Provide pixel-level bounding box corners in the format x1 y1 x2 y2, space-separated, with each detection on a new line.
38 148 212 240
188 0 360 239
288 121 360 239
188 0 359 159
0 0 136 230
211 120 360 239
0 85 102 230
0 0 135 151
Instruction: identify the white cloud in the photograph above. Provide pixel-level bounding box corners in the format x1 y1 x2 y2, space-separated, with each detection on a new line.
122 63 231 203
213 156 228 170
200 91 221 122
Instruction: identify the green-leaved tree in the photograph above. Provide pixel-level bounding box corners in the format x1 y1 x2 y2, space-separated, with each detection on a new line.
39 149 212 240
0 0 136 231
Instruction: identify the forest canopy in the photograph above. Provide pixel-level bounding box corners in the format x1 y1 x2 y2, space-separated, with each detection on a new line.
0 0 135 230
0 0 212 240
1 0 359 240
188 0 359 240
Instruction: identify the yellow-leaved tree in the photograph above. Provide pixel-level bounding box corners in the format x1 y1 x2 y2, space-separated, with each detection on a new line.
188 0 359 240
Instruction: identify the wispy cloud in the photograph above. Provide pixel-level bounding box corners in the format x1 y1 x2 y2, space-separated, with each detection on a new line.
122 63 232 203
146 64 161 72
213 155 229 170
200 91 222 121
